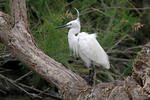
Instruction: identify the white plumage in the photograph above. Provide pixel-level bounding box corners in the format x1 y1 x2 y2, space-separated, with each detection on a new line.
56 8 110 69
78 32 110 69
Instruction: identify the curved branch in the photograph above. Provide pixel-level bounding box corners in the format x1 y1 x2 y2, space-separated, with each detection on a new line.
77 44 150 100
0 0 150 100
0 6 87 100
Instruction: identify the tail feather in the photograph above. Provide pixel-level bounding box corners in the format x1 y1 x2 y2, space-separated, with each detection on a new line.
90 33 97 38
105 63 110 69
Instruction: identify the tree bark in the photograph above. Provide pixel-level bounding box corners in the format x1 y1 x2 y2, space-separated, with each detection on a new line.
0 0 149 100
10 0 28 30
0 0 87 99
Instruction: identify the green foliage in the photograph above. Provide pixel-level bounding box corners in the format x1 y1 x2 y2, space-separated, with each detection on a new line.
0 0 146 99
25 0 141 81
27 0 74 68
1 0 142 87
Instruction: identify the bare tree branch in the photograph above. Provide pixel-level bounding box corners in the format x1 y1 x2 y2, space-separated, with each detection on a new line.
10 0 28 31
0 0 87 99
15 71 33 82
0 74 42 98
0 0 149 100
96 7 150 10
80 7 150 16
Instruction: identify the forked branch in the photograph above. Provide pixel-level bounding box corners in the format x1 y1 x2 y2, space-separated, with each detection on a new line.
0 0 149 100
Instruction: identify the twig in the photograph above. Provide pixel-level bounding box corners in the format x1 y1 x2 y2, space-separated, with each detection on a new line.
0 74 42 98
0 89 7 94
96 7 150 11
0 71 7 73
80 7 150 16
80 8 104 16
106 13 115 31
0 73 62 99
0 68 12 73
107 35 128 53
15 71 32 82
65 0 77 7
100 0 105 7
38 88 50 95
124 45 143 51
108 50 136 54
107 45 143 55
18 83 62 99
110 57 131 62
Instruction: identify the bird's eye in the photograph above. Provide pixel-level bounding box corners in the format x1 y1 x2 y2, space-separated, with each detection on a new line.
69 23 72 25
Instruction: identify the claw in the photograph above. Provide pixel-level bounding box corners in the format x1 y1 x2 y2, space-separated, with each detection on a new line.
79 85 91 93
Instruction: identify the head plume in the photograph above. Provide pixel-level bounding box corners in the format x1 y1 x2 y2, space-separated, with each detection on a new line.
74 8 79 20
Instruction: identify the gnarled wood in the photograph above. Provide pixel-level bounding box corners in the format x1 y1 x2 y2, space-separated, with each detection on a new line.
10 0 28 28
0 0 150 99
0 11 87 100
0 0 87 99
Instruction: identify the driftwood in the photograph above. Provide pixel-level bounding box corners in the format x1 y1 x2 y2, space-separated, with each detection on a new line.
0 0 150 100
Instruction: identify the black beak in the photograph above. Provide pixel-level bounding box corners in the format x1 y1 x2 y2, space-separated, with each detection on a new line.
56 24 69 29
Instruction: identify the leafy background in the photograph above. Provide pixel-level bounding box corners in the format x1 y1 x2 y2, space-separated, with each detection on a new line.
0 0 150 100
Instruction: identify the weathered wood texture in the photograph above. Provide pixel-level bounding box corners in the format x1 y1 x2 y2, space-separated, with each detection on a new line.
0 0 87 99
0 0 149 100
0 11 87 100
77 44 150 100
10 0 28 29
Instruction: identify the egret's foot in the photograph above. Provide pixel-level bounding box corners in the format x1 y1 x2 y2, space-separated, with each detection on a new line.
79 85 91 93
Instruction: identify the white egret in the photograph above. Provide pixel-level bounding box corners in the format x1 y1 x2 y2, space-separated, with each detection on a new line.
56 8 110 85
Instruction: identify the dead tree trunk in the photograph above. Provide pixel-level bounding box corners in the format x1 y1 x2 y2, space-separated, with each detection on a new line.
0 0 149 100
0 0 87 99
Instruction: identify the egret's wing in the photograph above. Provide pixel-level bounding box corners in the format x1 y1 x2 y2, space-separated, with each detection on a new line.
78 32 110 69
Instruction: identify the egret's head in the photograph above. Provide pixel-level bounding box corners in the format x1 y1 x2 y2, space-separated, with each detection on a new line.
65 18 80 29
56 8 80 29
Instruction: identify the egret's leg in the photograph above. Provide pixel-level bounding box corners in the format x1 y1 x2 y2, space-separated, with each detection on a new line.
88 63 95 86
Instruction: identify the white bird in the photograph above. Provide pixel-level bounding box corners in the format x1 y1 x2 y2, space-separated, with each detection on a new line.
56 8 110 85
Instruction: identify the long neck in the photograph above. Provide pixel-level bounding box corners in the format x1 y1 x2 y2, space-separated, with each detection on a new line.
68 27 80 55
68 27 80 38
